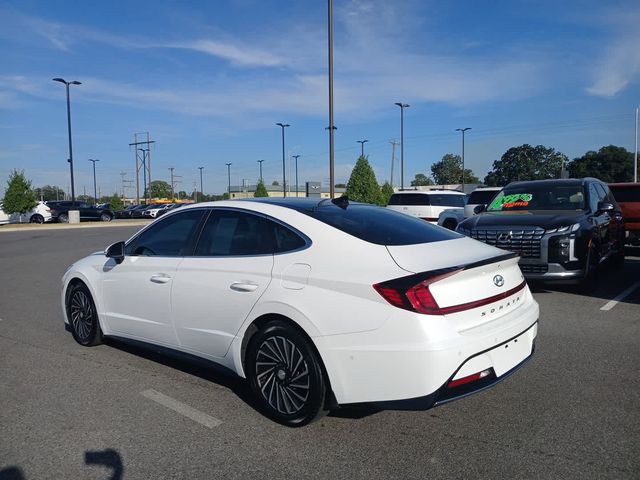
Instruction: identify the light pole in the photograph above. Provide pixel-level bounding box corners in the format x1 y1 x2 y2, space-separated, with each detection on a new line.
357 139 368 157
276 123 290 197
138 148 149 202
455 127 472 191
198 166 204 202
88 159 100 204
226 163 232 197
257 159 264 183
635 106 638 183
292 155 301 197
53 78 81 203
394 102 409 190
328 0 335 199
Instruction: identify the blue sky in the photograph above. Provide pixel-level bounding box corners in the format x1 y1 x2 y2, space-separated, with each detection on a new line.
1 0 638 197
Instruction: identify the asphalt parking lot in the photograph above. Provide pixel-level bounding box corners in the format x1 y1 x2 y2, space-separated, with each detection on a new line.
1 225 638 479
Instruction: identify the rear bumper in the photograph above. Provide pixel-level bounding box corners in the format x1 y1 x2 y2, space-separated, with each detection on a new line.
318 294 539 405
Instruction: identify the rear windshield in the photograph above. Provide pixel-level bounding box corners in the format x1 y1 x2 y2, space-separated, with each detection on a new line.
609 185 640 203
388 193 466 207
301 203 460 245
468 190 500 205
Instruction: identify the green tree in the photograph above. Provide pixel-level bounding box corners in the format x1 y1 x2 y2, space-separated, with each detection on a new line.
431 154 480 185
410 173 434 186
101 194 124 211
271 180 280 186
484 144 567 186
147 180 172 199
254 180 269 197
380 181 395 206
178 191 188 200
34 185 65 201
567 145 633 183
3 169 37 221
345 156 382 205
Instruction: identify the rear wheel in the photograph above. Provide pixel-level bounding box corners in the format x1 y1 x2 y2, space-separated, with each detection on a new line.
100 212 112 222
66 283 102 346
30 214 44 224
58 213 69 223
246 321 328 427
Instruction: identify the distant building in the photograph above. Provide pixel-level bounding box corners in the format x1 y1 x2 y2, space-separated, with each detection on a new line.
396 183 482 194
229 183 346 199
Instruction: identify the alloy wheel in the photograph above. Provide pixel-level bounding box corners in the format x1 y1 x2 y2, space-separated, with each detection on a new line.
69 290 94 342
255 335 310 415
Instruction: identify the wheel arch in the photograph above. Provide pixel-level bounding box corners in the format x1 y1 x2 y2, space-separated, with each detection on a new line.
239 313 338 409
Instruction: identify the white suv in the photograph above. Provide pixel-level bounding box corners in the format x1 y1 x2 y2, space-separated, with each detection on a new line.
0 201 52 225
387 189 467 223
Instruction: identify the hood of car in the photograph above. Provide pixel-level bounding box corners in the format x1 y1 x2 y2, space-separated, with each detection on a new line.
460 209 586 230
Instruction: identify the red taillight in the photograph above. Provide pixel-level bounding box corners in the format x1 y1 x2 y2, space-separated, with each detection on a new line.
405 281 440 315
373 285 405 309
447 369 492 388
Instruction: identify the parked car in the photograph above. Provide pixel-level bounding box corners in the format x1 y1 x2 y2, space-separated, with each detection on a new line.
47 201 114 223
457 178 625 287
115 204 142 219
156 203 184 218
0 201 52 225
142 204 174 219
438 187 502 230
609 182 640 245
62 198 538 426
387 189 467 223
131 204 156 219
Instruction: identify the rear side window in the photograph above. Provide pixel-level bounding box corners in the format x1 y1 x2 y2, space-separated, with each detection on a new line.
468 190 499 205
302 203 460 245
195 210 272 256
388 194 431 206
427 194 466 207
271 222 307 253
610 186 640 202
126 209 205 256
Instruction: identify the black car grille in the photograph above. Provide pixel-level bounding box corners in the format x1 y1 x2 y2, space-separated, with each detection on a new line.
520 264 549 274
470 227 545 258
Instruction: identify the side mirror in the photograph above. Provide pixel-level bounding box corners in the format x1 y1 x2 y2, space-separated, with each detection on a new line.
473 204 486 215
596 201 614 214
105 241 125 264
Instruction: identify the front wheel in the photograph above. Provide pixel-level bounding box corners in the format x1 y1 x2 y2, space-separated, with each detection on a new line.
58 213 69 223
100 213 112 222
66 283 102 346
246 321 329 427
579 245 599 293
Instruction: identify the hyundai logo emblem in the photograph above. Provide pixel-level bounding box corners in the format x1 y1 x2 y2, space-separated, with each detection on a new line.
496 232 511 242
493 275 505 287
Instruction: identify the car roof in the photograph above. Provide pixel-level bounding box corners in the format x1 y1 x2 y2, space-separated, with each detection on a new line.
391 189 466 195
609 182 640 188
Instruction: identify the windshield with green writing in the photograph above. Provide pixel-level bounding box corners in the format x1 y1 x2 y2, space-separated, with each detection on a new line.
487 185 586 211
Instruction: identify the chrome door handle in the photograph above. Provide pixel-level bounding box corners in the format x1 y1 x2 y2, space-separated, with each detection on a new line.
150 274 171 284
230 282 259 292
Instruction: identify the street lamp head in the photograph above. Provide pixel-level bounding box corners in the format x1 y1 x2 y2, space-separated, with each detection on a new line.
52 78 66 84
70 81 82 85
276 123 290 128
456 127 472 132
395 102 410 108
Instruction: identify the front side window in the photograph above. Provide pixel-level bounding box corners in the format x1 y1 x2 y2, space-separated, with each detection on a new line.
125 209 205 256
195 210 272 256
468 190 500 205
488 184 586 211
427 194 467 207
388 194 431 206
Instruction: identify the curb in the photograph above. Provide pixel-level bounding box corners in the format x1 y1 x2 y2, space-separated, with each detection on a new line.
0 220 151 233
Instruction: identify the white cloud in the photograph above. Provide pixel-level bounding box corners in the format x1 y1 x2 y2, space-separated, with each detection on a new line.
585 8 640 97
165 40 284 67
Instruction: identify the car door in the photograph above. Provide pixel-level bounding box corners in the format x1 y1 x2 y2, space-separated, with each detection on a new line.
101 209 206 346
588 183 610 256
596 183 623 256
171 208 274 358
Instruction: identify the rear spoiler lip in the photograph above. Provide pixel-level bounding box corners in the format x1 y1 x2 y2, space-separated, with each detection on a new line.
378 252 520 291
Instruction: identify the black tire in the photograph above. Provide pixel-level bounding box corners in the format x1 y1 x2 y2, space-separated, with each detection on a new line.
246 320 328 427
66 282 102 346
443 219 457 231
579 245 599 293
58 213 69 223
100 212 112 222
30 214 44 224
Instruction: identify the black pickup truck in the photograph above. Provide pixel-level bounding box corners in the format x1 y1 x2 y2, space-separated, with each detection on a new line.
456 178 625 287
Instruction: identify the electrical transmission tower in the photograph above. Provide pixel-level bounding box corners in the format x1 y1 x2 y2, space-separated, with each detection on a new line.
169 167 182 201
129 132 155 204
120 172 134 202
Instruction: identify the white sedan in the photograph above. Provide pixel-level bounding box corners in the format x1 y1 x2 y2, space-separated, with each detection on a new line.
61 198 538 426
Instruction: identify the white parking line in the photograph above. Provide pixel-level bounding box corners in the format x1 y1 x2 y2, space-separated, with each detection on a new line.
600 280 640 311
141 389 222 428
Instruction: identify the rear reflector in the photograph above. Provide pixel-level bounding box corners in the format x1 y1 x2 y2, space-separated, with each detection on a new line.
447 369 491 389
